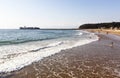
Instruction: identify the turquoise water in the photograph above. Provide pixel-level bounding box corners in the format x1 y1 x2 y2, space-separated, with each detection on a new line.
0 29 77 45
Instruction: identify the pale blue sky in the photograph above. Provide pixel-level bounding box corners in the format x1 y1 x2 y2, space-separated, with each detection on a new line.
0 0 120 29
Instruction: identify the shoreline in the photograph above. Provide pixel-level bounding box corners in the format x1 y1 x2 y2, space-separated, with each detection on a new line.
0 30 98 73
1 30 120 78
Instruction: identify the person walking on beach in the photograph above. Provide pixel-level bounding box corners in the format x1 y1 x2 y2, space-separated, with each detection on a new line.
111 42 114 48
106 32 109 34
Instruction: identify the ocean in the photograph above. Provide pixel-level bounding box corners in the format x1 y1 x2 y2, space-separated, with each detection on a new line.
0 29 98 73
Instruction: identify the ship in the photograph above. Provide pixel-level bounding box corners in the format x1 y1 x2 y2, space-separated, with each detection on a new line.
20 26 40 30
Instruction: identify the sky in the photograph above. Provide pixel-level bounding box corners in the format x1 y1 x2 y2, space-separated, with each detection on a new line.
0 0 120 29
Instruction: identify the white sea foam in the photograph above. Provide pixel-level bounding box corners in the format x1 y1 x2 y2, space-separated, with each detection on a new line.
0 31 98 73
47 41 63 47
76 32 83 36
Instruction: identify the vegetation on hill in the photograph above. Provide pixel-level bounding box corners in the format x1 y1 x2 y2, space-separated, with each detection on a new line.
79 22 120 29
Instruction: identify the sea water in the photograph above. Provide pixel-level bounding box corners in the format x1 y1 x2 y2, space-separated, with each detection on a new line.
0 29 98 73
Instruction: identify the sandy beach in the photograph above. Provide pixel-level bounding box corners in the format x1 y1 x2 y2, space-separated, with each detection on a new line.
87 29 120 36
1 31 120 78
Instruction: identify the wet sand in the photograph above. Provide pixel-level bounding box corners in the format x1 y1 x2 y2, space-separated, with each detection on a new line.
1 33 120 78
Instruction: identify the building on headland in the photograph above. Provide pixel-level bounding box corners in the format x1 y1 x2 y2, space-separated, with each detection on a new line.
20 26 40 30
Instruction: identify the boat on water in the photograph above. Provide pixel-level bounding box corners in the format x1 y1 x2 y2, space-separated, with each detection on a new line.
20 26 40 30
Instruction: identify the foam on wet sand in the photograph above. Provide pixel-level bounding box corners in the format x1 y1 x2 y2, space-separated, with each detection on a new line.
0 31 98 73
1 31 120 78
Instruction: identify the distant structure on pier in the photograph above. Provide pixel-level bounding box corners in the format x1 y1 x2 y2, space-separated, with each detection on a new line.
20 26 40 30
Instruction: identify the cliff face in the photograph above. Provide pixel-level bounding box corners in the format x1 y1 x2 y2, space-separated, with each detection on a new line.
79 22 120 29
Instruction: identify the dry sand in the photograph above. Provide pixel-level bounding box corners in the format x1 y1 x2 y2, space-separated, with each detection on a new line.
87 29 120 36
1 32 120 78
